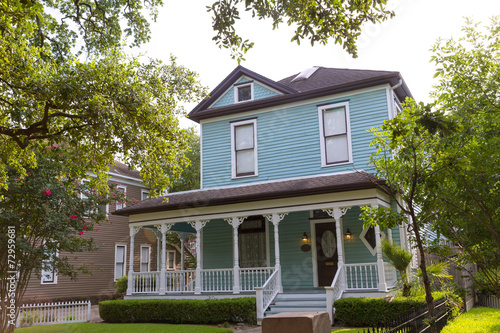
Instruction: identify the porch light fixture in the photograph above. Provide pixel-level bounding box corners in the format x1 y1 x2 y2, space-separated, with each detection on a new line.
345 229 352 240
302 232 309 242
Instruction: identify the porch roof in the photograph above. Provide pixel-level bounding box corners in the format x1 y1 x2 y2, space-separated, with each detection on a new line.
114 171 385 217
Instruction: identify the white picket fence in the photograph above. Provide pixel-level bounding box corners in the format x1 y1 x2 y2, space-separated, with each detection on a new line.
16 300 91 327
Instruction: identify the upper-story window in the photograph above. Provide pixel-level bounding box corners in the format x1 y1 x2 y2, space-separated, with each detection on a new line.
234 82 254 103
116 185 127 210
231 118 258 178
141 190 149 201
318 102 352 166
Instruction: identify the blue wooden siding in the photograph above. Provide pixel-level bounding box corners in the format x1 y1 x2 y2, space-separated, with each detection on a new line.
209 77 280 109
202 219 233 269
342 206 377 264
202 88 389 188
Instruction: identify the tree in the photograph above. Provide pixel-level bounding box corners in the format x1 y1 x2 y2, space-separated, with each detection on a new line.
382 240 413 296
0 147 123 333
361 17 500 331
424 17 500 296
167 127 201 193
208 0 395 61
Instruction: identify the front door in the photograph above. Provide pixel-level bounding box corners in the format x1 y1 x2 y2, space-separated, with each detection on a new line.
315 222 338 286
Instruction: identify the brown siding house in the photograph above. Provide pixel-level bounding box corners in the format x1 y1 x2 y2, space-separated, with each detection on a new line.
22 162 182 302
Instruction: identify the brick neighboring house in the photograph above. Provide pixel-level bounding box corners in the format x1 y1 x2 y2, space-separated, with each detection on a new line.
22 162 183 302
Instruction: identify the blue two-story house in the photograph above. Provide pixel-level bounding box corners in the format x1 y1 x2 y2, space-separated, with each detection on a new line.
115 65 413 323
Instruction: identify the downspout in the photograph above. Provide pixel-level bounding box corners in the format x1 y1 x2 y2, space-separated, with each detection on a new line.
391 79 403 91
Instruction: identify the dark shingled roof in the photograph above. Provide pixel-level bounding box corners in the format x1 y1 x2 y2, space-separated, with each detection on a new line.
114 171 384 216
109 161 141 179
188 66 412 123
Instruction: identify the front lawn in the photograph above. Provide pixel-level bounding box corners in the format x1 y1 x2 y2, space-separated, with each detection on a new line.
441 307 500 333
331 328 371 332
15 323 233 333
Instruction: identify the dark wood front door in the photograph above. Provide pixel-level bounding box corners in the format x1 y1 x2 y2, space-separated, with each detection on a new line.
315 222 338 286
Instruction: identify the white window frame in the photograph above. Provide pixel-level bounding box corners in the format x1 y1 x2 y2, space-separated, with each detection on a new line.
233 82 254 103
140 245 151 272
231 118 258 179
141 189 150 201
41 249 58 285
166 250 176 270
115 185 127 210
318 101 353 167
114 244 127 281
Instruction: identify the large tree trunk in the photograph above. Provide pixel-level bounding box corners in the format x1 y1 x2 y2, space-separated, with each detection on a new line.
412 218 437 333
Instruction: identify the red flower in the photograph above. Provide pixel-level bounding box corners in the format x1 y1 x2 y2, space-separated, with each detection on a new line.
70 215 77 219
82 226 87 230
86 221 91 225
43 189 51 196
96 228 100 231
78 231 84 235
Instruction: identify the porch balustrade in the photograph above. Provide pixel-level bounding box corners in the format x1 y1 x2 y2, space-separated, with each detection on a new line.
201 268 234 292
255 269 280 320
130 267 277 294
239 267 274 292
344 263 379 289
132 271 160 293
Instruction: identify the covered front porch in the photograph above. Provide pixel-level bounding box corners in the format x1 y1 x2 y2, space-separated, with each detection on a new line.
116 173 403 322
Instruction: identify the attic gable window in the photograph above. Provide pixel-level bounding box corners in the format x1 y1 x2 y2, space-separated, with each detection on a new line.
318 102 352 166
231 118 258 178
234 82 254 103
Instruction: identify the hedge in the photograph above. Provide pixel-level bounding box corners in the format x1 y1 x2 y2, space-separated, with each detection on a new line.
334 292 445 327
99 297 257 325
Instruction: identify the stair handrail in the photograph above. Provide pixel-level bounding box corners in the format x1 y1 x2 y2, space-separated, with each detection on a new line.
325 263 344 324
255 268 279 321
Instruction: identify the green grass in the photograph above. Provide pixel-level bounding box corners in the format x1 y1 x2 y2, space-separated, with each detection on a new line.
15 323 233 333
442 307 500 333
331 328 371 333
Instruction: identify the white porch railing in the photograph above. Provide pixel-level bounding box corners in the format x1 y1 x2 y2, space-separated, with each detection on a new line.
165 270 196 292
384 262 398 289
132 271 160 293
201 268 234 292
344 263 379 289
240 267 274 292
255 269 280 320
16 300 91 327
325 264 344 324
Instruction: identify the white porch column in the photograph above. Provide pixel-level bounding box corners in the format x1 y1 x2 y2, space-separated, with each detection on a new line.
189 221 209 294
152 229 161 271
324 207 349 290
176 232 189 270
155 224 172 295
126 226 141 295
225 216 247 294
264 213 288 293
375 225 387 291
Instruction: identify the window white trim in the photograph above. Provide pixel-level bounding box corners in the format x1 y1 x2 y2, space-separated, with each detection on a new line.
360 227 386 256
166 250 176 270
230 118 258 179
233 82 254 103
318 101 353 167
41 249 58 285
140 244 151 272
141 189 150 201
116 185 127 210
114 244 127 281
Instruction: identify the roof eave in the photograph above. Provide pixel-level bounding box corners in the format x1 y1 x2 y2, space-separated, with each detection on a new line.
189 73 410 123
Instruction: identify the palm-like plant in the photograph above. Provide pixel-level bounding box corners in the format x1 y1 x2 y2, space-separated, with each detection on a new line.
382 239 413 296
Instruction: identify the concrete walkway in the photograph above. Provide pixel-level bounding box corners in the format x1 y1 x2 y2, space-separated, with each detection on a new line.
90 305 262 332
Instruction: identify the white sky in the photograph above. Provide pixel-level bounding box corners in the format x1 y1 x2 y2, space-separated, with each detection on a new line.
133 0 500 128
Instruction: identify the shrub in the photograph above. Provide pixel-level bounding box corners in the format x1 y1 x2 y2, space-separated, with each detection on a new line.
334 292 445 327
115 276 128 295
99 297 257 325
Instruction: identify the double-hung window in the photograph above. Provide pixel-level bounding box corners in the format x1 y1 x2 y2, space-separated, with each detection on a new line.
115 185 127 210
166 250 176 270
41 245 58 284
318 102 352 166
231 119 258 178
115 244 127 280
140 245 151 272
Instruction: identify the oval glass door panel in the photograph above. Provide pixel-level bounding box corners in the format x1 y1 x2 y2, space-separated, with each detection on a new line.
321 230 337 258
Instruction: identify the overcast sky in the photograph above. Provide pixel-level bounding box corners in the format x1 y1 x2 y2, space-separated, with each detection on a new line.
134 0 500 128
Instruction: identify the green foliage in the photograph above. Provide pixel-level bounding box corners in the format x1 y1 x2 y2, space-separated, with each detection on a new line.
208 0 395 61
115 276 128 296
473 268 500 295
167 127 201 193
334 293 446 327
15 322 234 333
441 307 500 333
99 298 257 325
382 240 413 296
